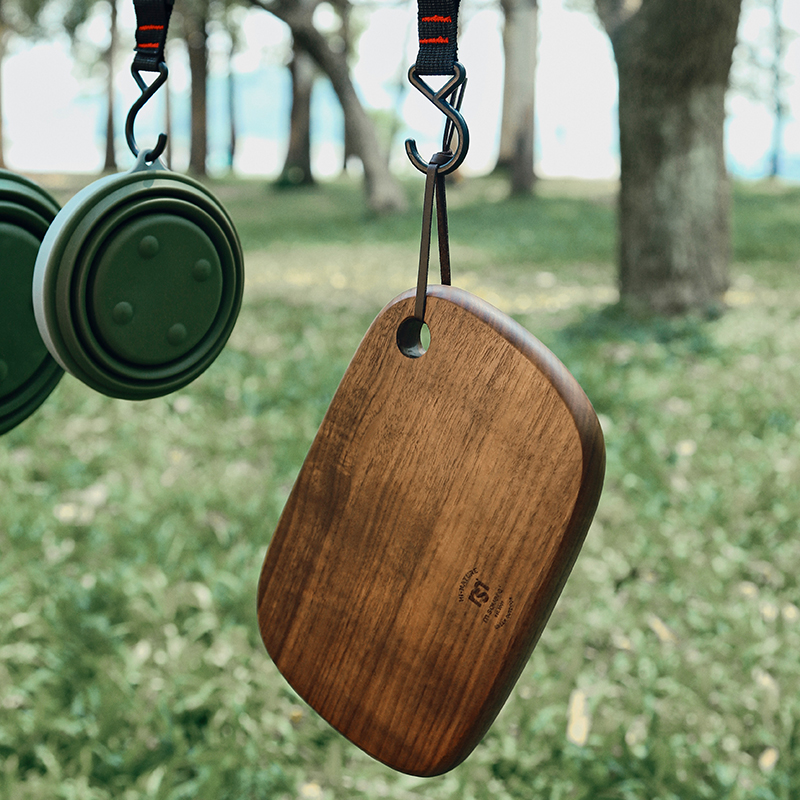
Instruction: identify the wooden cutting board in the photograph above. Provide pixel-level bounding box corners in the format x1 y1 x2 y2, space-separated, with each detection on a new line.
257 285 605 776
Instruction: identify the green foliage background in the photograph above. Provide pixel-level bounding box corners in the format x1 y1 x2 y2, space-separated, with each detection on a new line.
2 176 800 799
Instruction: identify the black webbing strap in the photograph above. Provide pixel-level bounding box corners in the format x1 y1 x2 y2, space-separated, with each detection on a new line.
132 0 174 71
415 0 461 76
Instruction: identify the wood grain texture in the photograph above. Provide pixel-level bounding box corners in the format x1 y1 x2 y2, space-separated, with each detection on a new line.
257 285 605 776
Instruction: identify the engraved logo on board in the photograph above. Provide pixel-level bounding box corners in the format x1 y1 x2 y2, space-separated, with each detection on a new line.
458 568 515 630
468 580 491 607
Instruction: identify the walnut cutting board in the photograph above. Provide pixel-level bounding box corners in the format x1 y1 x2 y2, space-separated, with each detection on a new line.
257 285 605 776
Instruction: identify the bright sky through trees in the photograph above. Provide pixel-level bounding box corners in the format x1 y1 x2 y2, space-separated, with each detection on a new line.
2 0 799 178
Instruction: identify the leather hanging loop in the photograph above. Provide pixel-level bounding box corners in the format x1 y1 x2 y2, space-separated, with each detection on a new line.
434 157 452 285
414 151 453 322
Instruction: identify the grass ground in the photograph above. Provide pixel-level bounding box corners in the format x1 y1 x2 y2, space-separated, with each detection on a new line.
2 173 800 799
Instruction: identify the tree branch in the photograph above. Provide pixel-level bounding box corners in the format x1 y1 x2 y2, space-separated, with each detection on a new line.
249 0 407 214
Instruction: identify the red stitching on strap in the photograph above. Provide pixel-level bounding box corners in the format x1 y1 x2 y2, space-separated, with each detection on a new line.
419 36 449 44
137 42 160 48
421 15 452 22
138 24 164 30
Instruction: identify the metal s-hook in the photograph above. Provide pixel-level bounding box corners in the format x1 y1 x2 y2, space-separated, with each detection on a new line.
405 62 469 176
125 62 169 163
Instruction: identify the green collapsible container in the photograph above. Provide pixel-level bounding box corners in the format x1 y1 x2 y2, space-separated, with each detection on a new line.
33 154 244 401
0 171 64 435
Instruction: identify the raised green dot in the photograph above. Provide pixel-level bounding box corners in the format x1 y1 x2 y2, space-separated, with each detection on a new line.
112 302 134 325
138 235 160 259
193 259 212 282
167 324 187 346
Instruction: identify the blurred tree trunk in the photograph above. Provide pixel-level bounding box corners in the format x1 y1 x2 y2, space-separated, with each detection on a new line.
103 0 118 172
164 48 173 169
595 0 742 315
342 103 357 173
227 31 236 171
252 0 407 214
279 41 315 186
497 0 538 195
336 0 357 172
768 0 783 177
185 3 209 177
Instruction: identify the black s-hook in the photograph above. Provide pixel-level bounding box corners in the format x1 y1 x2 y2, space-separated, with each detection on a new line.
405 62 469 176
125 61 169 163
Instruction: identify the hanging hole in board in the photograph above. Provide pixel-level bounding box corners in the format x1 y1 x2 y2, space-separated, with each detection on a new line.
396 317 431 358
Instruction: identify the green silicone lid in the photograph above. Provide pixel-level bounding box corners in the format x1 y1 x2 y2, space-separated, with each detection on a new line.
89 214 224 366
33 155 244 400
0 171 64 435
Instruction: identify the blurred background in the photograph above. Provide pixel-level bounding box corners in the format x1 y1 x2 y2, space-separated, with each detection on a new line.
1 0 798 181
